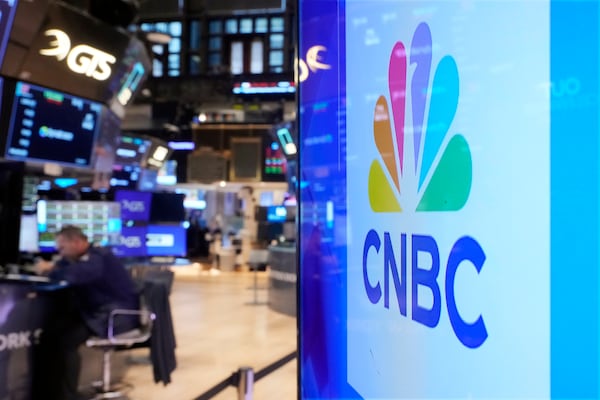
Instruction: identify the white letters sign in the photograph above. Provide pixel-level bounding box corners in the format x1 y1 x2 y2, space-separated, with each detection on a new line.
39 29 116 81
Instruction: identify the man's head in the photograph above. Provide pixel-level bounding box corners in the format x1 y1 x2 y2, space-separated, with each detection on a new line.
56 225 90 261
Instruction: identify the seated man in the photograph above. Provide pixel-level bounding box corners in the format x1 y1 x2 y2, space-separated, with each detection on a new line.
34 225 140 400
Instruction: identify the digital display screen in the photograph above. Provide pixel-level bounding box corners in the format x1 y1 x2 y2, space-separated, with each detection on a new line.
3 2 144 106
267 206 287 222
113 134 151 167
19 213 38 253
112 225 147 258
298 1 600 399
114 189 152 222
110 164 140 189
37 200 121 252
263 141 287 182
4 81 101 168
149 192 185 222
146 224 186 257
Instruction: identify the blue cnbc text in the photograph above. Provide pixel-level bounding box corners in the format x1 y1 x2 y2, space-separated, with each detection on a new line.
362 230 487 348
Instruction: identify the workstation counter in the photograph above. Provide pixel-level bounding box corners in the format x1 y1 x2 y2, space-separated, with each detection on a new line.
0 275 68 400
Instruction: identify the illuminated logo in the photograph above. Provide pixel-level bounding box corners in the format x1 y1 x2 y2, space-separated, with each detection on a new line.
298 45 331 83
368 23 471 212
362 23 486 349
39 29 116 81
121 235 142 248
121 200 145 213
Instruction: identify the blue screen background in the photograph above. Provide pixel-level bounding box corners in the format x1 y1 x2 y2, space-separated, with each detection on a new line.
299 0 600 398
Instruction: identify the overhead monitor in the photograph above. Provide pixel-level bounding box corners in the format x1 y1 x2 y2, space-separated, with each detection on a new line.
37 200 121 252
1 2 151 107
113 134 151 167
298 1 600 399
4 81 101 168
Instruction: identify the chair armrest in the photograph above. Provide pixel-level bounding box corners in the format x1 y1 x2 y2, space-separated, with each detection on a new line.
107 308 156 341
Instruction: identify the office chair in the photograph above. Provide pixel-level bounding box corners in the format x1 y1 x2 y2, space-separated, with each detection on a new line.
85 308 156 399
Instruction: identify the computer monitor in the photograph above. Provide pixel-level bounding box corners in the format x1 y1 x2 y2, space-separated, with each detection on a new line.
37 200 121 252
4 81 101 169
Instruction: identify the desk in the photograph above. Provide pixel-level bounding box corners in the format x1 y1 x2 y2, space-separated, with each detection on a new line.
0 276 67 400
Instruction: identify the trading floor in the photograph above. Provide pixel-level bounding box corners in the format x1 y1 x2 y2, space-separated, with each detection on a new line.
100 266 297 400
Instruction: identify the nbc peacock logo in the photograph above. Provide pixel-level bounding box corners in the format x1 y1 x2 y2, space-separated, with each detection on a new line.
368 22 472 213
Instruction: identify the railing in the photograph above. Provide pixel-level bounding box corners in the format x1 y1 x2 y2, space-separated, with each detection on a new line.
193 350 297 400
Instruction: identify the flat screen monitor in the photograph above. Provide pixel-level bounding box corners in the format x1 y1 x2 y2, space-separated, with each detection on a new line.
146 224 186 257
0 161 24 266
1 2 150 107
19 213 38 253
267 206 287 222
137 168 158 191
37 200 121 252
273 121 297 159
113 134 151 167
114 189 152 222
112 225 147 258
149 192 185 222
4 81 101 168
110 164 141 189
263 140 287 182
299 1 600 399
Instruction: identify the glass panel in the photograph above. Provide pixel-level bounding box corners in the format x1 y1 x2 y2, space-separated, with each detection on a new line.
169 21 182 37
168 37 181 53
189 55 202 75
156 22 169 33
208 52 221 66
209 20 222 34
270 17 284 32
230 42 244 75
240 18 253 34
270 66 283 73
250 40 264 74
152 59 163 77
270 34 284 49
189 20 201 50
168 69 179 77
269 50 283 66
168 54 180 68
255 17 268 33
209 37 222 51
141 23 153 32
225 19 238 34
152 44 164 55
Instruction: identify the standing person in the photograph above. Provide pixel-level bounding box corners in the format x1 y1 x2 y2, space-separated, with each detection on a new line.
34 225 140 400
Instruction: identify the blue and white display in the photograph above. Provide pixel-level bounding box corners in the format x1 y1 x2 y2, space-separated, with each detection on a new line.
298 1 600 399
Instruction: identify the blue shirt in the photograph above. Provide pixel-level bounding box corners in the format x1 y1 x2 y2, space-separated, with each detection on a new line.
49 246 140 336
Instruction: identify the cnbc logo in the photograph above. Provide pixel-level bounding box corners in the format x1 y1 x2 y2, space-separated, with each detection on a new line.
360 22 487 349
368 22 471 213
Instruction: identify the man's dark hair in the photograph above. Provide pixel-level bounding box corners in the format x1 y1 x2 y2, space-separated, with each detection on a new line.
57 225 89 241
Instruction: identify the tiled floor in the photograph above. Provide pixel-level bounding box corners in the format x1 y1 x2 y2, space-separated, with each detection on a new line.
114 265 297 400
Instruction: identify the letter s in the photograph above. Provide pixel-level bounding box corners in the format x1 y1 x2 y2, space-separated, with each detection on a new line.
446 236 487 348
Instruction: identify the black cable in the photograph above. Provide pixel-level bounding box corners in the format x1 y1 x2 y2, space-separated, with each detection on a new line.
254 351 297 382
192 372 237 400
191 350 297 400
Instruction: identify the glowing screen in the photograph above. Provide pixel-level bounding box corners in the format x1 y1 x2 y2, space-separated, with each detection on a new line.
298 1 600 399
